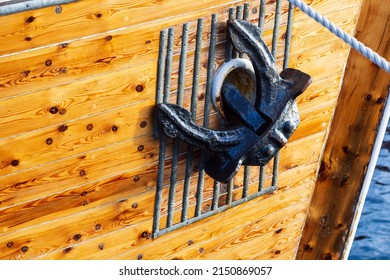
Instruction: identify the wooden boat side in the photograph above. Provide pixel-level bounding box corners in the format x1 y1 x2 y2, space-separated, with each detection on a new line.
297 0 390 260
0 0 366 259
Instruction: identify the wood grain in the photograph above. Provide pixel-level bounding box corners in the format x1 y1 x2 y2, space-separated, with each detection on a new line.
165 203 309 260
0 29 281 140
0 1 358 140
3 166 313 259
0 0 365 260
0 0 287 100
296 0 390 260
0 0 245 55
0 131 325 236
35 162 317 260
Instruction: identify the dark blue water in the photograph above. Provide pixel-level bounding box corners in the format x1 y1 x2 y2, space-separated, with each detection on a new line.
349 123 390 260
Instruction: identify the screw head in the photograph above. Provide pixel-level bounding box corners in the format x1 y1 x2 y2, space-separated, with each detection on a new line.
49 106 59 114
261 144 275 156
54 5 62 14
283 120 295 134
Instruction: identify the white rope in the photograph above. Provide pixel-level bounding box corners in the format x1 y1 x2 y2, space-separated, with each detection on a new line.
287 0 390 73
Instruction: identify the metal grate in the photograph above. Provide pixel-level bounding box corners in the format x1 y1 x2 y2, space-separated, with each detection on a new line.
152 0 294 238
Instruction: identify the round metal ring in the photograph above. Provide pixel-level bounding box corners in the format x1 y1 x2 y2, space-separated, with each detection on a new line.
211 58 256 120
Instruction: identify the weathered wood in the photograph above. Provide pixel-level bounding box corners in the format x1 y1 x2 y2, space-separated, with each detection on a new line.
296 0 390 260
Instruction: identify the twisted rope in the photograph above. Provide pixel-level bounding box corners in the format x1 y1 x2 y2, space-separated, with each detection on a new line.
288 0 390 73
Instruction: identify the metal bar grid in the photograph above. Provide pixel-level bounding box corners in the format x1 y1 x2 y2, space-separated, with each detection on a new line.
152 0 293 238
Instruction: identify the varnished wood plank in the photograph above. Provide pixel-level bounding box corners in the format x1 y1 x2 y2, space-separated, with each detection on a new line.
0 0 358 140
296 0 390 260
0 0 244 56
289 38 352 81
0 0 287 100
250 221 303 260
2 50 337 190
0 28 281 140
0 131 324 236
290 6 361 52
0 97 155 177
0 0 365 261
0 0 361 56
165 203 309 260
291 75 342 141
34 163 317 260
0 60 155 139
0 32 343 176
3 167 313 260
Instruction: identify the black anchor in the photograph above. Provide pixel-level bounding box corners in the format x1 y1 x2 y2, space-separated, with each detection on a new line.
156 19 312 183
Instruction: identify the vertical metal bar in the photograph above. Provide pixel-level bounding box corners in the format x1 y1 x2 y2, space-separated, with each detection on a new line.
212 181 220 210
181 19 204 222
236 5 243 18
225 8 236 62
177 23 190 107
283 3 294 70
243 166 250 198
167 24 189 227
152 29 169 236
202 15 216 129
232 5 243 59
224 6 244 204
271 0 282 58
258 0 266 30
215 7 239 208
163 28 175 104
226 181 234 205
196 14 218 217
272 2 294 187
257 1 268 192
153 30 168 140
241 2 251 198
239 3 250 60
270 0 282 186
190 19 204 120
258 165 266 191
257 0 267 192
243 2 250 20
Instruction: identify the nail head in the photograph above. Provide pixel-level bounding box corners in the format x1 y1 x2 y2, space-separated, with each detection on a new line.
86 123 94 131
54 5 62 14
140 121 147 128
58 124 68 132
49 106 59 114
135 85 144 92
46 138 53 145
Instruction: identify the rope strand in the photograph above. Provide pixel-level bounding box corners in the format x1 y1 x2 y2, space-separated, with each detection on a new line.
288 0 390 73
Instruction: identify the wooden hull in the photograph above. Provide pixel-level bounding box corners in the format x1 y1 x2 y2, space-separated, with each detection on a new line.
0 0 387 260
